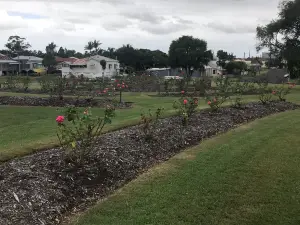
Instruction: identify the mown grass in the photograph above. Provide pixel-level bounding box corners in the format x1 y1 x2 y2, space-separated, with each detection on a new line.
71 110 300 225
1 90 300 162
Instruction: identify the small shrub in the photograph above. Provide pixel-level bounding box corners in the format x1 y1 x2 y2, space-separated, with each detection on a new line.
272 83 295 101
230 81 244 108
56 106 115 165
19 76 31 91
207 97 226 111
257 82 272 104
38 75 54 93
173 95 199 125
140 107 164 141
114 80 128 103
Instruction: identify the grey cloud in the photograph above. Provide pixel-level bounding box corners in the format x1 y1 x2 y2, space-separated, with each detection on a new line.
0 24 26 30
139 21 191 35
206 21 255 34
120 11 164 24
101 19 132 31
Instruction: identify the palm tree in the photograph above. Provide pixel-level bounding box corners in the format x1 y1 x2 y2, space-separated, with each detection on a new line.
92 40 102 54
84 41 94 54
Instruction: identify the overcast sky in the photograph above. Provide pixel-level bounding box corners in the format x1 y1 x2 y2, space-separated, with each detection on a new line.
0 0 281 57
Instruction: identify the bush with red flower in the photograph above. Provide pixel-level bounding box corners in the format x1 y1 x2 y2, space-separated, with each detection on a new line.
272 83 295 101
173 95 199 125
206 96 226 111
114 80 128 103
56 106 115 165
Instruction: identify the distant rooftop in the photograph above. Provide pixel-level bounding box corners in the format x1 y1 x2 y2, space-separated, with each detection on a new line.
12 56 43 61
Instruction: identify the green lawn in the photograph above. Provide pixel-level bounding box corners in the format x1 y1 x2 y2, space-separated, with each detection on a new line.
0 93 178 162
71 110 300 225
1 91 300 162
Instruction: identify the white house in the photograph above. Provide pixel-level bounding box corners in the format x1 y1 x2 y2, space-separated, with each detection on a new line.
62 55 120 78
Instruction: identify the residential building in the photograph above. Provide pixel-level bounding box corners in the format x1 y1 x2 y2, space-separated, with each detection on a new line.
0 54 17 75
12 55 44 72
146 60 224 78
55 57 78 69
61 55 120 78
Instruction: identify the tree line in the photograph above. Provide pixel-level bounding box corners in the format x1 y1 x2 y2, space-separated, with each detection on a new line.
256 0 300 78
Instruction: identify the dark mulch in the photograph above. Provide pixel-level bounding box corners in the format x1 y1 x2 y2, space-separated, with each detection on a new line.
0 101 298 225
0 96 132 108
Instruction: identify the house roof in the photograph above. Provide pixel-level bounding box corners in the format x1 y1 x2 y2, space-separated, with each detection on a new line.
72 58 88 65
12 55 43 61
55 57 78 63
89 55 118 62
0 53 17 63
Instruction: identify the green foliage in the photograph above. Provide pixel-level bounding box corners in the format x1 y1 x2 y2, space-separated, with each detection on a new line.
140 108 164 141
206 97 226 111
257 82 272 104
19 76 31 91
57 106 115 165
38 75 53 92
217 50 235 68
193 77 212 96
256 0 300 78
230 81 245 108
50 76 67 100
168 36 213 79
225 61 248 75
5 35 31 53
173 96 199 125
100 60 106 70
272 83 295 101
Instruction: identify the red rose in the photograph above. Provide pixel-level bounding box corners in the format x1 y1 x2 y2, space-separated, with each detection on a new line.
117 84 121 87
56 116 64 124
207 101 211 105
183 99 188 105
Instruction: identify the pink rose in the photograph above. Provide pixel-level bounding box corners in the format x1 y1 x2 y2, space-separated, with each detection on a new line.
122 85 125 88
183 99 188 105
56 116 64 124
207 101 211 105
117 84 121 87
181 90 185 94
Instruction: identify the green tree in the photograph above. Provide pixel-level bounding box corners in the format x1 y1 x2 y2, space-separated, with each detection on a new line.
225 61 247 75
168 36 213 82
5 35 31 56
84 41 94 54
43 42 57 72
256 0 300 78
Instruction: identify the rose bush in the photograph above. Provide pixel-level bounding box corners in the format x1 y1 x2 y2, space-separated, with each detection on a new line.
173 92 199 125
56 106 115 165
272 83 295 101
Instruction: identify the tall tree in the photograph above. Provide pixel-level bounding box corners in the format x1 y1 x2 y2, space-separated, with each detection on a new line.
256 0 300 78
169 35 213 80
45 42 57 55
92 40 101 54
84 41 94 54
5 35 31 56
43 42 57 71
57 47 66 57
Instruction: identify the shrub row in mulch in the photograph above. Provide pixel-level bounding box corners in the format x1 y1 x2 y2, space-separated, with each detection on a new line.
0 101 299 225
0 96 133 108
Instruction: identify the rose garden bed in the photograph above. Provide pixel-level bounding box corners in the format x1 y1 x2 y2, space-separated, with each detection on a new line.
0 101 298 225
0 96 133 108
